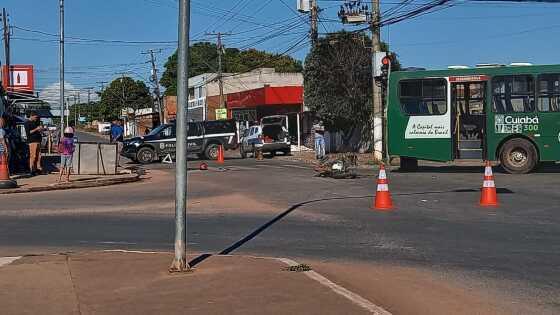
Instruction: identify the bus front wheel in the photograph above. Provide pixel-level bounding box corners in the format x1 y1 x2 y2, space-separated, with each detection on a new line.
499 138 537 174
400 157 418 172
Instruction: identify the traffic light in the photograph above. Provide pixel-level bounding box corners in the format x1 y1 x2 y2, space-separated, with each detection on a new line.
380 55 392 81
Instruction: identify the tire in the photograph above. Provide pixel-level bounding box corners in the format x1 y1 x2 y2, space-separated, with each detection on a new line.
136 147 156 164
282 148 291 156
499 138 537 174
270 151 276 157
240 146 247 159
204 143 219 160
400 156 418 172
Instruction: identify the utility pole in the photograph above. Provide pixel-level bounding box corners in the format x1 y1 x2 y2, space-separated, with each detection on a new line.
205 32 231 109
65 96 70 127
170 0 191 273
76 91 81 125
2 8 11 101
84 87 94 122
59 0 65 135
142 49 164 126
96 81 108 92
371 0 383 163
73 94 77 125
310 0 318 46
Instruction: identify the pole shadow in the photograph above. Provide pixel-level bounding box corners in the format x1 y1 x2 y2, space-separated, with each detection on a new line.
188 186 513 267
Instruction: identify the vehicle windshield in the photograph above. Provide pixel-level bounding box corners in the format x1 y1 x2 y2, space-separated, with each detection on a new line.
261 116 285 125
147 124 170 136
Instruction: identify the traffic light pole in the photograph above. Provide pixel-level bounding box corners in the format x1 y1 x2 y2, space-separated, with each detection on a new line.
170 0 191 273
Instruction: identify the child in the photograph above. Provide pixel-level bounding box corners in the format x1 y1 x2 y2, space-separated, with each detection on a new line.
58 127 75 183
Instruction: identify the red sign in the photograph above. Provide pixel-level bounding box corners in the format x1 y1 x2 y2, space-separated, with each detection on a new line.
227 86 303 108
449 75 489 83
1 65 35 94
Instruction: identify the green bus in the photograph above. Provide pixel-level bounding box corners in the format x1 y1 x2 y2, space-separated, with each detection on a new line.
387 64 560 174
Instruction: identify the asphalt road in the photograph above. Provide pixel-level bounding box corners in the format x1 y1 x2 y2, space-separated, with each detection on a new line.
2 132 560 313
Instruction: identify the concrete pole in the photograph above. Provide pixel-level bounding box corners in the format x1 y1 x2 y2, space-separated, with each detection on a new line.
372 0 383 162
59 0 65 135
310 0 318 46
170 0 191 272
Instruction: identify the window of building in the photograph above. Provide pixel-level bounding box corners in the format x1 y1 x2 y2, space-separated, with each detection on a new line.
537 74 560 112
492 75 535 113
399 79 447 115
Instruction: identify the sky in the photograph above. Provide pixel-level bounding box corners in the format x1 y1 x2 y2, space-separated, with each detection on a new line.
3 0 560 106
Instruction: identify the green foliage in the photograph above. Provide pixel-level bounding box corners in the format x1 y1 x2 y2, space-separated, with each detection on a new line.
98 77 153 120
304 31 399 134
160 42 303 96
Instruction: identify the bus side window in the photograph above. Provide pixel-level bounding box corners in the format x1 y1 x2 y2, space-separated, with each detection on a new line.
492 75 534 113
538 74 560 112
399 79 447 115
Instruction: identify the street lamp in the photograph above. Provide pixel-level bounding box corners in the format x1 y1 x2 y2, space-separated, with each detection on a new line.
169 0 191 273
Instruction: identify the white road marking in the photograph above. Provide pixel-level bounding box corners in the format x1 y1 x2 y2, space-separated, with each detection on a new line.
281 164 312 170
275 257 392 315
0 256 22 267
103 249 165 254
97 241 138 245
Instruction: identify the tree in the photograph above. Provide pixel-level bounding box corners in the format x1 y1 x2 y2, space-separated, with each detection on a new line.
98 77 153 120
303 31 399 150
160 42 303 96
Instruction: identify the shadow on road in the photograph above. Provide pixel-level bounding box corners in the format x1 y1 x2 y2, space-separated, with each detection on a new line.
188 186 514 267
393 163 560 174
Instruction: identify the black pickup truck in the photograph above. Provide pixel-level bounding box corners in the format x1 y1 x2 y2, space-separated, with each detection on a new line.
121 120 238 164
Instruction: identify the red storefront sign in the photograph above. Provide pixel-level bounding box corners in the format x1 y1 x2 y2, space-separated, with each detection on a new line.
1 65 35 94
227 86 303 108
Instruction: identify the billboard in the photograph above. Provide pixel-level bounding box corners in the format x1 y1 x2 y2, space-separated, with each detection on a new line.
1 65 35 94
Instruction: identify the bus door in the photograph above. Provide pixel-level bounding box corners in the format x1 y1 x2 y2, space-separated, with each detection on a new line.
451 79 487 159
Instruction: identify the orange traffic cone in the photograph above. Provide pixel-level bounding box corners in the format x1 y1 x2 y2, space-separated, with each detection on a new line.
480 161 499 207
0 154 17 189
373 164 393 210
217 145 225 164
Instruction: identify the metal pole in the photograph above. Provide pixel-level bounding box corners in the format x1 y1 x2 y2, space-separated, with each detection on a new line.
59 0 65 135
297 113 301 152
170 0 191 272
372 0 383 162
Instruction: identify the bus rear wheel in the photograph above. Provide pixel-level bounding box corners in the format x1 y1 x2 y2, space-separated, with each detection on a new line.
499 138 537 174
400 157 418 172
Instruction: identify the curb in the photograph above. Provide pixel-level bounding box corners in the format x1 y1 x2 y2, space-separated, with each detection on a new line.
0 173 142 195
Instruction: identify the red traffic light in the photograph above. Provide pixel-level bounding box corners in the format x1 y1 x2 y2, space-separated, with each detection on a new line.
381 56 391 66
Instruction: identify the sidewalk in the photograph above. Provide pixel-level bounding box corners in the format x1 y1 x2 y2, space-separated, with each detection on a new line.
0 251 381 315
1 171 141 195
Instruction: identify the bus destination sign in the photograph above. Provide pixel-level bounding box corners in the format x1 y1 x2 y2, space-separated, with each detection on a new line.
449 75 489 82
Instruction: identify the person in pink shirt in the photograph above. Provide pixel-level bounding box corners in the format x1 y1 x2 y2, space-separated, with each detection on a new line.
58 127 75 182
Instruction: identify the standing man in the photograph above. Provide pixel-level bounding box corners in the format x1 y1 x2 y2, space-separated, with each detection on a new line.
110 119 124 143
313 119 325 160
25 111 44 175
110 119 125 166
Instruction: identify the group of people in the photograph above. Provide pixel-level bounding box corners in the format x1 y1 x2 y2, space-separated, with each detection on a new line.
0 111 76 182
